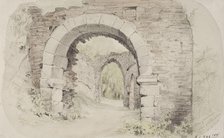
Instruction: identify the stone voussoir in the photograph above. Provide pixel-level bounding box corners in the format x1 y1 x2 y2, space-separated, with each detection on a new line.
86 13 102 25
63 18 76 32
51 25 69 42
73 14 87 27
120 21 137 39
99 14 117 27
42 52 54 65
53 56 68 70
41 65 53 79
44 38 61 54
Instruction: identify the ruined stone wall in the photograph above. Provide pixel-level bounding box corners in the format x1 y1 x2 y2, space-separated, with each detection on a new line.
26 0 193 123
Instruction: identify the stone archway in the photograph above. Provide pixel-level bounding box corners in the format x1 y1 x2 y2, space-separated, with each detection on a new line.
92 52 137 103
40 14 156 118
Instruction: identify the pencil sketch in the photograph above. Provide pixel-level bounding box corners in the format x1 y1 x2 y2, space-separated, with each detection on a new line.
1 0 223 138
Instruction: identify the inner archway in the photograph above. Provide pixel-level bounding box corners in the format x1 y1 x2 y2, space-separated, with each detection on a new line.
67 35 131 104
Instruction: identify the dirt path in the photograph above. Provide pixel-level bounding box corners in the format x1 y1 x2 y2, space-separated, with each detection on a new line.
14 99 139 138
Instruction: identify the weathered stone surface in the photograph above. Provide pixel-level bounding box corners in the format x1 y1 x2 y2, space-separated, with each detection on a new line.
53 56 68 69
120 21 136 38
141 96 155 107
51 25 68 42
86 14 102 24
55 44 70 57
40 78 50 88
51 67 64 79
48 79 65 89
112 17 125 30
41 65 53 79
40 88 52 101
52 101 63 113
63 18 76 32
52 88 63 102
129 32 146 49
43 52 54 65
26 0 193 123
99 14 117 27
73 14 87 27
45 38 60 54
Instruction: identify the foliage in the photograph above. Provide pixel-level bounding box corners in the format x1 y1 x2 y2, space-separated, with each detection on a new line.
28 88 51 117
101 63 124 100
120 113 192 138
61 89 81 120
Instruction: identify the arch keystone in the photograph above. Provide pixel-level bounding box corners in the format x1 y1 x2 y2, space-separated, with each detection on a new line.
86 14 102 25
100 14 117 27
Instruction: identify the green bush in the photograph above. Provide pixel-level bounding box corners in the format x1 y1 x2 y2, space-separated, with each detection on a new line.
120 114 192 138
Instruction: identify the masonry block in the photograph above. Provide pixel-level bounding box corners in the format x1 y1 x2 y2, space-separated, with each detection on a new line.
100 14 117 27
59 30 81 46
51 25 68 42
141 107 155 118
63 18 76 32
52 101 63 113
141 96 154 107
40 78 50 88
130 32 146 49
55 44 70 57
138 55 151 67
137 45 150 58
52 88 63 102
43 52 54 65
53 56 68 70
40 88 52 101
112 17 125 30
45 38 60 54
86 14 102 25
48 79 65 89
51 67 64 79
139 65 152 75
120 21 136 39
73 14 87 27
41 65 53 79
